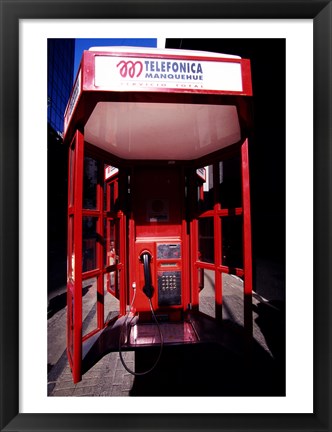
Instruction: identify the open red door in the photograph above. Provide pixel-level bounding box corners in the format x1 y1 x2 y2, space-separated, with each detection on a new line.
67 139 128 383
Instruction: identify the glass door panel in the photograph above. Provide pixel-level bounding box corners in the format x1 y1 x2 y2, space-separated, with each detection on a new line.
83 156 99 209
103 166 124 309
82 216 98 273
103 272 120 323
221 216 243 270
82 277 98 337
198 268 216 318
218 155 242 209
198 217 214 264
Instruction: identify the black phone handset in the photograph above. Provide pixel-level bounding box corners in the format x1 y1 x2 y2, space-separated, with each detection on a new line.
140 252 154 299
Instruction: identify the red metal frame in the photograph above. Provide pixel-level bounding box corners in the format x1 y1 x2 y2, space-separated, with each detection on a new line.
66 130 84 383
241 139 253 337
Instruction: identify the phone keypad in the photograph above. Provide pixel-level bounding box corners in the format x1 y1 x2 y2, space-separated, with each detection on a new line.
158 271 181 306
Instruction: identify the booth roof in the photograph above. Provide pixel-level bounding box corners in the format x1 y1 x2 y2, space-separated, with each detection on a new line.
88 46 241 59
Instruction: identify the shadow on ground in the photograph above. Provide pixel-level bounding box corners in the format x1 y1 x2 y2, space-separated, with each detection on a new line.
48 285 92 319
129 322 285 397
253 299 285 368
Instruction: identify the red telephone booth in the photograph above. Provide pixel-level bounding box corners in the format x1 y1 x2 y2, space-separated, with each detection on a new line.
64 47 253 383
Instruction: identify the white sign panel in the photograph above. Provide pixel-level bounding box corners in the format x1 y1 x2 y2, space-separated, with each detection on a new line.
94 56 243 92
64 69 81 133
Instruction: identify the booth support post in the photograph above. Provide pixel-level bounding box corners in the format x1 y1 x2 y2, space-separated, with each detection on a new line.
241 138 253 340
67 129 84 384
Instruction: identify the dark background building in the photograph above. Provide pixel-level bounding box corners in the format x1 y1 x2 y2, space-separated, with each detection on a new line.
47 39 75 298
48 39 75 133
166 39 285 302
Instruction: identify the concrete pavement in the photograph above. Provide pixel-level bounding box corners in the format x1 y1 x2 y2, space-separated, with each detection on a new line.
48 270 285 397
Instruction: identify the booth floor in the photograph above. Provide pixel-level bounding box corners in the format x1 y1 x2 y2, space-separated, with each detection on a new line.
47 268 285 397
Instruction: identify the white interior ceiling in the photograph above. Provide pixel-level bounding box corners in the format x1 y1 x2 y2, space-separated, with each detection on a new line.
84 102 241 160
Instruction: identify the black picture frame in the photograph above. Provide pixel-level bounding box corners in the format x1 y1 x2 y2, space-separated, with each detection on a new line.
1 1 331 431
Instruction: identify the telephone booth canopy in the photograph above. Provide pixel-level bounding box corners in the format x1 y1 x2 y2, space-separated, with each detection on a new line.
64 46 253 383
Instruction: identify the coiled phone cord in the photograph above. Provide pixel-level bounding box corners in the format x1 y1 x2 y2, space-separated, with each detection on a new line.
118 283 164 376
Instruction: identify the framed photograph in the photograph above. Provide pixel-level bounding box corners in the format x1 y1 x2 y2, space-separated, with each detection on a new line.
1 0 331 431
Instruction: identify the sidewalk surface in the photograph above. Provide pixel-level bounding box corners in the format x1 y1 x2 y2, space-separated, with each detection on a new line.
48 267 285 397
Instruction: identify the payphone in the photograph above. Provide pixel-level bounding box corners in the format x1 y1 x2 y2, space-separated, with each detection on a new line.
64 46 253 383
136 242 182 306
